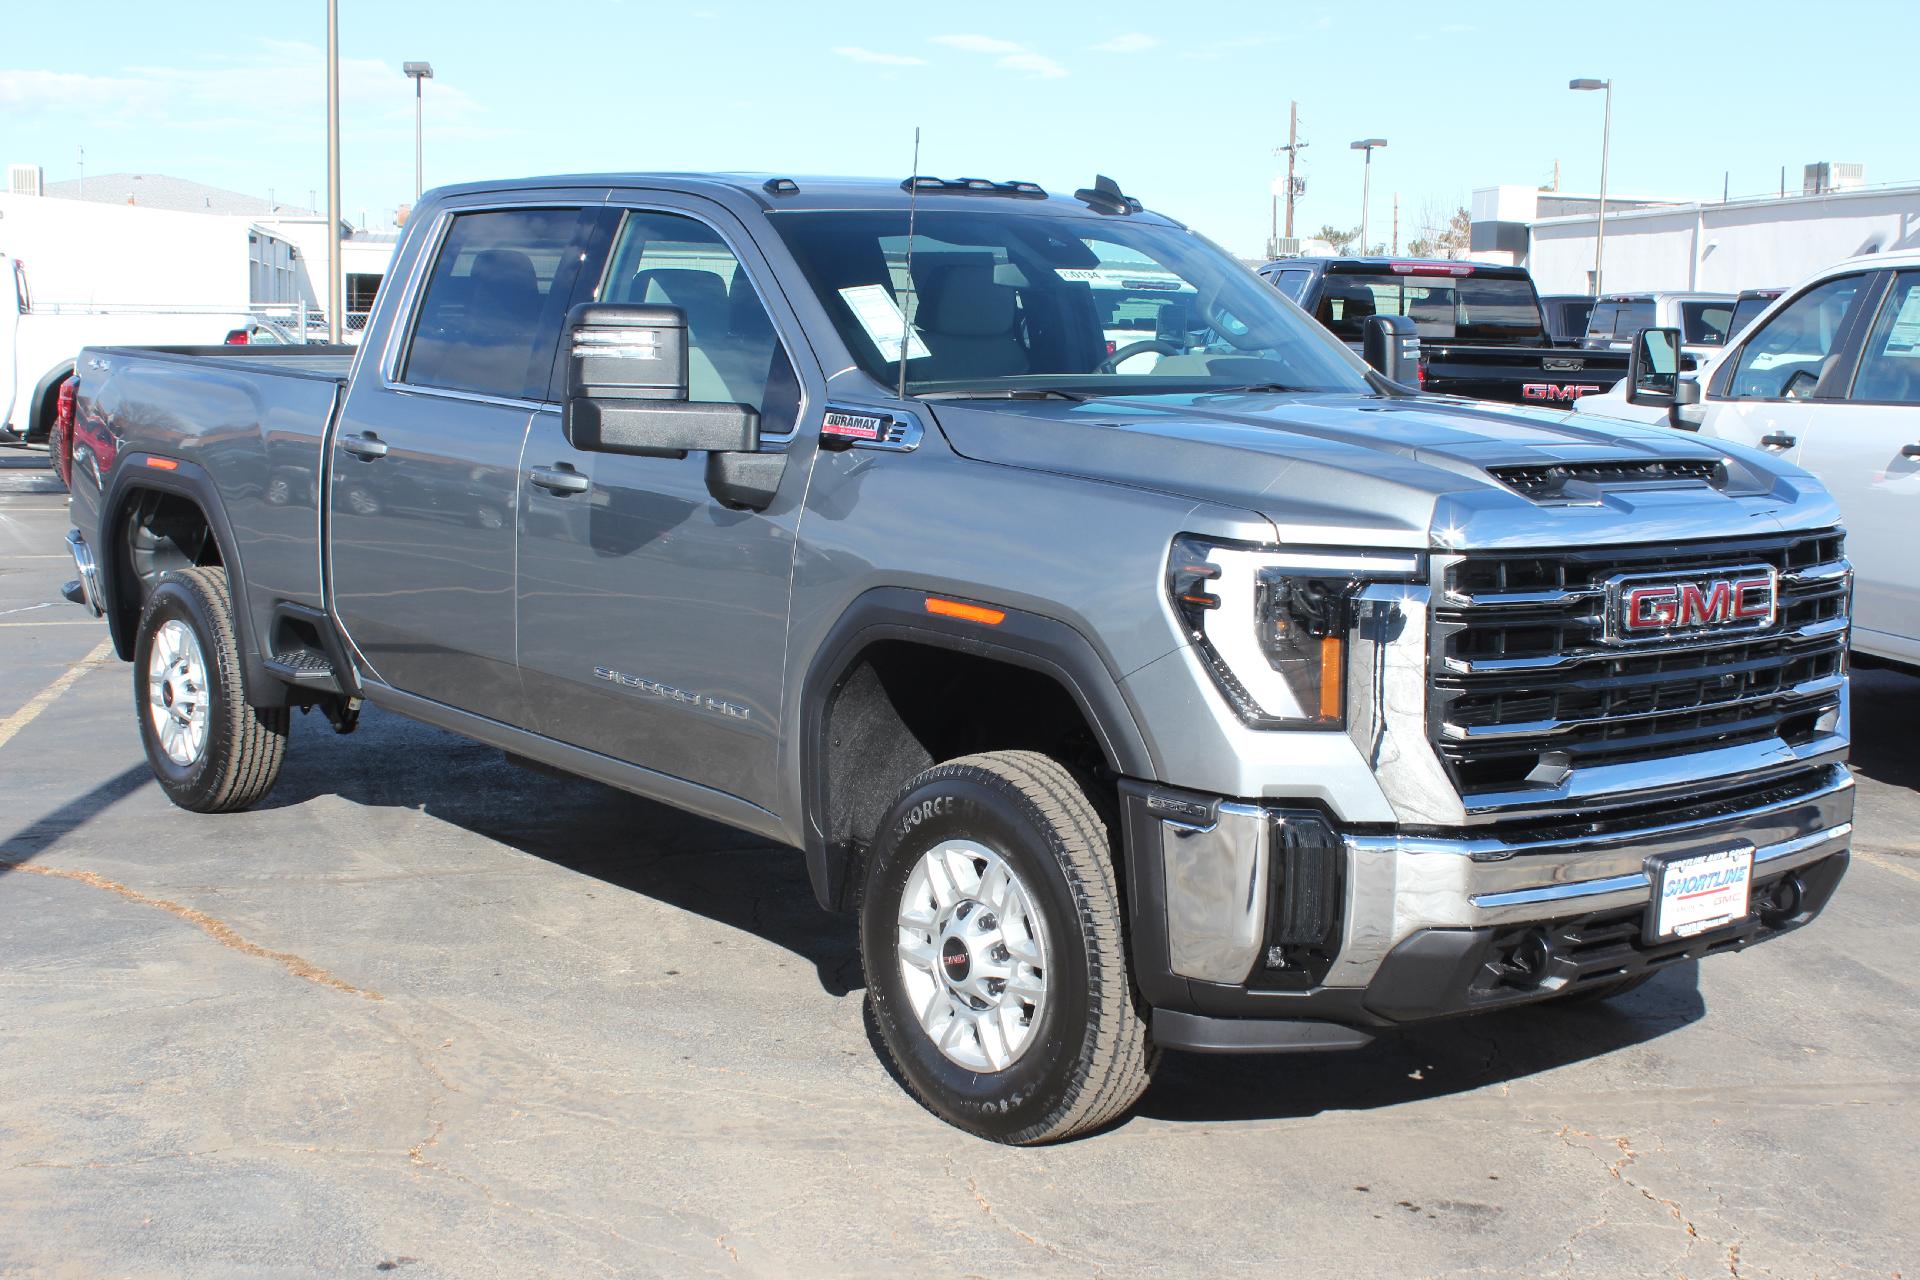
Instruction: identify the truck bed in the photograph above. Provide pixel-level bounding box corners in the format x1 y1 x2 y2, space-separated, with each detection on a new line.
1420 340 1630 405
70 343 354 673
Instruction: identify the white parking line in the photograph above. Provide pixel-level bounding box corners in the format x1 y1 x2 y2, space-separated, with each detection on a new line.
0 639 115 752
0 604 52 618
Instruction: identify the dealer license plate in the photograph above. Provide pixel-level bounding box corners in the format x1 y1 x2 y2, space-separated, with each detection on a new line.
1648 845 1755 943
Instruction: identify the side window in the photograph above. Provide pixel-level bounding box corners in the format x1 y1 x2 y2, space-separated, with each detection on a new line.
598 210 797 434
1682 301 1733 346
1274 269 1310 302
1724 275 1867 401
403 208 586 401
1849 271 1920 404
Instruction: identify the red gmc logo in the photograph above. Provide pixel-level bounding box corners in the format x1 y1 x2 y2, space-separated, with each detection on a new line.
1606 567 1779 642
1522 383 1604 402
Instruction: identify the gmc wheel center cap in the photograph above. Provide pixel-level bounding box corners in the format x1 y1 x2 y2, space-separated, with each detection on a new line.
939 936 971 984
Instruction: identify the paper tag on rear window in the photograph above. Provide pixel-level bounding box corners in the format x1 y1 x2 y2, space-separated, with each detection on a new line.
839 284 930 363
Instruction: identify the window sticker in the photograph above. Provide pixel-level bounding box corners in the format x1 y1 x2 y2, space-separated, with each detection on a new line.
1883 287 1920 359
838 284 931 363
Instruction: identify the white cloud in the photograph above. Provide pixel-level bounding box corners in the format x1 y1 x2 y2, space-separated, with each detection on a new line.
931 34 1026 55
996 51 1069 79
931 34 1069 79
833 46 926 66
1 41 504 143
1093 33 1160 53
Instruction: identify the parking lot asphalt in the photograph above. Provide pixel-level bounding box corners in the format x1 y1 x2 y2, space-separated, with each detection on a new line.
0 446 1915 1279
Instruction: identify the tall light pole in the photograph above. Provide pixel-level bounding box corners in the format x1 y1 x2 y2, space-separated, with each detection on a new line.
1350 139 1387 253
404 61 433 201
325 0 342 344
1570 78 1612 296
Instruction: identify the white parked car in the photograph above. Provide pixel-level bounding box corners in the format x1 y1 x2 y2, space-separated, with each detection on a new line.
1594 251 1920 670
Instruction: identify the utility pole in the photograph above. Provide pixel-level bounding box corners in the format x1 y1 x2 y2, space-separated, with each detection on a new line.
1269 102 1307 257
326 0 343 344
1392 193 1399 255
1284 101 1301 240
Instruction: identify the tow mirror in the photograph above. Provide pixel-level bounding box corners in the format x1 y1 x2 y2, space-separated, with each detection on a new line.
560 302 784 510
1362 314 1421 387
562 302 757 458
1625 326 1697 408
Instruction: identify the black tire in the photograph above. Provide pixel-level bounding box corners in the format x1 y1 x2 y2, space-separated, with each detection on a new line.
1559 970 1658 1005
133 566 288 813
860 750 1155 1144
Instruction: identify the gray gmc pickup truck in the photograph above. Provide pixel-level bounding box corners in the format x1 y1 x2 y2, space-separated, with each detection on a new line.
61 172 1855 1145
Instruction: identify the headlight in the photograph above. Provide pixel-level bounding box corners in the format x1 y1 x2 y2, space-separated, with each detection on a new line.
1168 536 1423 729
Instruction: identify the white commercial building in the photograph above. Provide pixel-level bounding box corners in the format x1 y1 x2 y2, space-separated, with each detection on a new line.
1470 171 1920 297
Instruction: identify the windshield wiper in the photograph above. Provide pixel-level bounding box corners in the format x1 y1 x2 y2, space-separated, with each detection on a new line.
915 387 1089 401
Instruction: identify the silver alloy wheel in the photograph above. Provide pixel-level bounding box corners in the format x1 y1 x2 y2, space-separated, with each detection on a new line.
896 839 1050 1073
147 618 211 767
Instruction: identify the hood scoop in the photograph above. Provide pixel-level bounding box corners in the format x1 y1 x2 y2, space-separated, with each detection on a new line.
1489 457 1727 503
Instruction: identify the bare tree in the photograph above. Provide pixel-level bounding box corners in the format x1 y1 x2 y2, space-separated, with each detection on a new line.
1406 201 1472 259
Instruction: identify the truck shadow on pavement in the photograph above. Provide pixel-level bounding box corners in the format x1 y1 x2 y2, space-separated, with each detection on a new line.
262 707 1721 1122
263 706 866 998
1135 972 1705 1125
1847 666 1920 791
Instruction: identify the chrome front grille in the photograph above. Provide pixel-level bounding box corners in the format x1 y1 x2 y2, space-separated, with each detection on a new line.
1432 531 1848 799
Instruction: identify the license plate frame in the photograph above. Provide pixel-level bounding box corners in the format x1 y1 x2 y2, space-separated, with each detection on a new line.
1644 844 1756 945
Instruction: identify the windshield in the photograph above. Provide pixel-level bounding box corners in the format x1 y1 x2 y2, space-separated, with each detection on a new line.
1681 300 1734 346
770 209 1371 396
1313 271 1545 343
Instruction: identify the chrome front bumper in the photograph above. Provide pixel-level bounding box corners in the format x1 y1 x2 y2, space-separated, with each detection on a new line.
1153 763 1854 989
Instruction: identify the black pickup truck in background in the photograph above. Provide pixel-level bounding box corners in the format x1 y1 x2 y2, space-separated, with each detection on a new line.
1257 257 1630 405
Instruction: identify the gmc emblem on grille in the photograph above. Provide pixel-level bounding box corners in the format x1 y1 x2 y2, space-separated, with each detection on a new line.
1603 565 1779 643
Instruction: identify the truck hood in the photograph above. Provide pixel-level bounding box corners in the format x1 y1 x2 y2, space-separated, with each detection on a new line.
925 390 1838 550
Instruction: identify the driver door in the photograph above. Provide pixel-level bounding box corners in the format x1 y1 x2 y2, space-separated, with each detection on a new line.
514 200 819 812
1698 271 1879 467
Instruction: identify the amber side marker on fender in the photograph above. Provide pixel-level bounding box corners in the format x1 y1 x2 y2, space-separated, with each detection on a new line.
144 457 179 471
1318 635 1345 722
924 596 1005 626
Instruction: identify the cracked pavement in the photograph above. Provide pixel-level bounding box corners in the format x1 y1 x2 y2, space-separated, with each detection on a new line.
0 471 1916 1278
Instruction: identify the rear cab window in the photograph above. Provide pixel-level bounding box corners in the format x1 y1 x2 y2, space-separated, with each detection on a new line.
1587 300 1655 341
1314 267 1544 343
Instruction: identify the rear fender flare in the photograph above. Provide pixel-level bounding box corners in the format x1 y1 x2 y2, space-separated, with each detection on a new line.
100 455 280 706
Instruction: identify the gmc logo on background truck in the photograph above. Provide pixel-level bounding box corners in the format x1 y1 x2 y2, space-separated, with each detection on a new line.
1522 383 1605 402
1605 568 1780 642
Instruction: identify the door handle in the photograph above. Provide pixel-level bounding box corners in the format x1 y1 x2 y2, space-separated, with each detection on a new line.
1902 442 1920 459
340 431 389 461
529 465 591 496
1759 432 1796 451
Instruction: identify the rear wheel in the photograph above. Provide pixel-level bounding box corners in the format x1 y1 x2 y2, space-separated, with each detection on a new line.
134 566 288 813
860 750 1155 1144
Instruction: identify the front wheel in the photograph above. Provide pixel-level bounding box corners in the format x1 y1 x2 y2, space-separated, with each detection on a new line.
134 566 288 813
860 751 1155 1144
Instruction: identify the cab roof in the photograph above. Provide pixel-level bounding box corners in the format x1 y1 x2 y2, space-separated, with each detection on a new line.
423 172 1184 225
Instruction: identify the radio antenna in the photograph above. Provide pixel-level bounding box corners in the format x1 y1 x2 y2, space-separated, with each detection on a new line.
896 125 921 401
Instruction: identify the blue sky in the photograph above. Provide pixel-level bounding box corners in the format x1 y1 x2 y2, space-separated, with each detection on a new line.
2 0 1911 257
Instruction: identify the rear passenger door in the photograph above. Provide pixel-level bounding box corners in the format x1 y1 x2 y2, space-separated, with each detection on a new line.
329 201 595 723
513 199 817 812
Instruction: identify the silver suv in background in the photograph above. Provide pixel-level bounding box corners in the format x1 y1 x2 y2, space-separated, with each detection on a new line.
1585 291 1737 357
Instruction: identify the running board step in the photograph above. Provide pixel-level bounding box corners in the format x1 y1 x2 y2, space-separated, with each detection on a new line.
264 647 342 693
